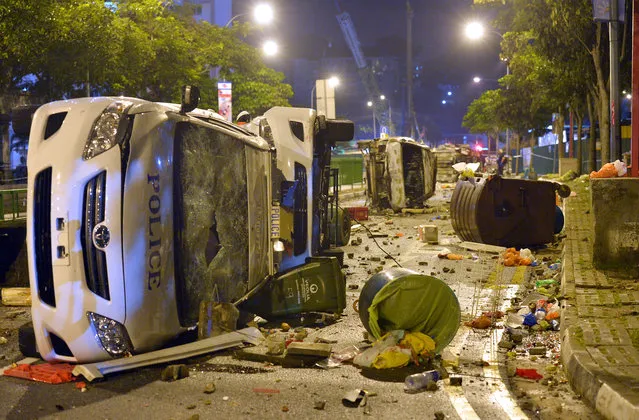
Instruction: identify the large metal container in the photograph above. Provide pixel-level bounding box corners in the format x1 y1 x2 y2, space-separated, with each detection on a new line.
450 176 569 247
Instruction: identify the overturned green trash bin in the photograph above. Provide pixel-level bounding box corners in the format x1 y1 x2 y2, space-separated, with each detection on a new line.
358 268 460 354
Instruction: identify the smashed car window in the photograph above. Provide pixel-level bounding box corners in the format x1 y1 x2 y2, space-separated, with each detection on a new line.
173 122 249 326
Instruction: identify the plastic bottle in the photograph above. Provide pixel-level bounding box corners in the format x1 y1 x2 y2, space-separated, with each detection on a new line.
404 370 440 391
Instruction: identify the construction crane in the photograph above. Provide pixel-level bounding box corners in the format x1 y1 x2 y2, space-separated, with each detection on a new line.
333 0 390 137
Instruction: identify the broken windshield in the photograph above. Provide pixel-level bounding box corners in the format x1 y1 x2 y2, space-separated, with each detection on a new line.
173 121 250 327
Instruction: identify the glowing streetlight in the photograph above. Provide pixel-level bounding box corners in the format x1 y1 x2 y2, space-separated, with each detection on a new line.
465 21 485 40
473 76 482 83
253 4 274 25
262 40 278 56
225 3 274 27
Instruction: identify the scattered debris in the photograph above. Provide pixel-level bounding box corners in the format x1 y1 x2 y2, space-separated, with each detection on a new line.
161 364 189 381
0 287 32 306
204 383 216 394
516 368 543 380
458 241 506 254
3 362 75 384
465 315 492 329
286 342 332 358
449 376 463 386
314 400 327 410
404 370 440 392
589 160 627 178
342 389 367 407
502 248 532 266
438 253 463 260
529 347 547 356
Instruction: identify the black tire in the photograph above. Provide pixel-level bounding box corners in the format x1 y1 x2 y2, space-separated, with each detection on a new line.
18 322 41 358
556 183 571 198
328 207 351 246
11 105 41 137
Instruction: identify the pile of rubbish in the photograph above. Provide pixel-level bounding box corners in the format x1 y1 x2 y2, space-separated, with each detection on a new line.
352 330 436 369
502 248 534 266
590 159 627 178
508 297 561 331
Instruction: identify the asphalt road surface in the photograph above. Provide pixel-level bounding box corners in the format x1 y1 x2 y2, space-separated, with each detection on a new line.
0 186 600 419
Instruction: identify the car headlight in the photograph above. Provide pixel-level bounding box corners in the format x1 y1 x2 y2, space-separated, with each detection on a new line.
87 312 134 357
83 100 133 160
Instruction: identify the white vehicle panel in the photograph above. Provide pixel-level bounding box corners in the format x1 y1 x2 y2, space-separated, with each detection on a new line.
27 99 128 362
122 114 183 351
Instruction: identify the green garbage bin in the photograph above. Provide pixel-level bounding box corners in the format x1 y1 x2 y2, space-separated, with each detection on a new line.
358 268 461 354
239 256 346 319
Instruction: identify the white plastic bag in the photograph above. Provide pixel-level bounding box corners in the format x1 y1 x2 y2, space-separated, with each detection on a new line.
613 160 627 177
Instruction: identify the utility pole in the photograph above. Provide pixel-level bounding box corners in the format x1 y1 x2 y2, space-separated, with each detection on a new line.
633 0 639 176
406 1 415 139
610 0 621 161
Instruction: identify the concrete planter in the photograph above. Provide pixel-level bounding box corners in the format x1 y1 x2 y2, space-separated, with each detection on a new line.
590 178 639 269
559 157 579 175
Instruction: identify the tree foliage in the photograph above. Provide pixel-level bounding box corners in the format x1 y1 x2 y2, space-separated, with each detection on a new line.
0 0 292 116
468 0 624 166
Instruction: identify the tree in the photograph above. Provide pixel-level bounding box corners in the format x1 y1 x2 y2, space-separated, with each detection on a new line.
0 0 292 116
470 0 615 169
463 89 505 142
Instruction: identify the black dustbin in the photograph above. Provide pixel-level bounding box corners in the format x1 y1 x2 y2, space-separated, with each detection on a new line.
450 176 569 247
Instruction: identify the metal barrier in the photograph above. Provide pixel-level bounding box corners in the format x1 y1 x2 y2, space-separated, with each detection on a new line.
0 188 27 222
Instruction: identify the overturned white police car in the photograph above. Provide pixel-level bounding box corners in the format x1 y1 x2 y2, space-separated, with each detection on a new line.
26 88 352 363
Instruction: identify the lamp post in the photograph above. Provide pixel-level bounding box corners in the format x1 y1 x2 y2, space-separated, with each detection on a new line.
380 94 392 136
465 22 511 163
225 3 274 27
367 101 377 138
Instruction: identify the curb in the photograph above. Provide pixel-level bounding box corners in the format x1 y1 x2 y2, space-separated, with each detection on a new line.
560 194 639 420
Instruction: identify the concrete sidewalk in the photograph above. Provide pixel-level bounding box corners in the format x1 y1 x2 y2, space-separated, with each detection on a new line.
561 180 639 420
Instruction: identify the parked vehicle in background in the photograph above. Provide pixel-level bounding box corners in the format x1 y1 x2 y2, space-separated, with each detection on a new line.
24 87 353 363
358 137 436 212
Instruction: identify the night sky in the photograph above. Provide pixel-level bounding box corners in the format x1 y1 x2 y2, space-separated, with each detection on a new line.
239 0 505 141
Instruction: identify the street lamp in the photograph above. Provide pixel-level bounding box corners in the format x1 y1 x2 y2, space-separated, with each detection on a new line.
473 76 500 84
367 100 376 138
262 40 278 56
225 3 274 27
464 21 485 40
380 95 392 136
465 22 511 161
311 76 339 109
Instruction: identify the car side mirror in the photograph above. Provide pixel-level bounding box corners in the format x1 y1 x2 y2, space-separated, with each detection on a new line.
322 119 354 143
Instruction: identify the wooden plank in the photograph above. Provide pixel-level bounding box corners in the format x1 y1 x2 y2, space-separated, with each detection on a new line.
286 342 332 357
458 241 506 254
1 287 31 306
